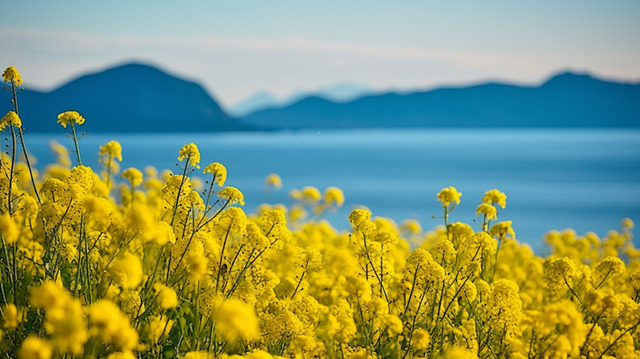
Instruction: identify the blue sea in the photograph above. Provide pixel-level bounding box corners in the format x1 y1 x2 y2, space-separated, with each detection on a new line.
25 129 640 253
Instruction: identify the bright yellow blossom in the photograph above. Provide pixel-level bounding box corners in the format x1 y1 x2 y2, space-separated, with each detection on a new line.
437 186 461 207
2 66 23 86
2 304 19 329
18 336 52 359
218 186 245 205
1 111 22 130
178 143 201 168
215 299 260 342
324 186 345 207
204 162 227 186
99 140 123 161
476 203 497 220
121 167 143 187
57 111 85 128
0 213 19 244
109 252 144 289
153 283 178 309
301 186 322 202
265 173 282 189
482 188 507 209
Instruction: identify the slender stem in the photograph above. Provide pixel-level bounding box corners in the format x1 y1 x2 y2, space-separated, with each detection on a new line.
7 125 17 214
11 84 40 203
291 260 309 299
362 233 390 307
170 158 190 226
70 122 82 165
215 225 232 293
105 154 112 189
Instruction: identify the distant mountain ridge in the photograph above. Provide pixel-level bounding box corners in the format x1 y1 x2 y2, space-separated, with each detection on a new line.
2 63 245 132
229 83 371 117
3 63 639 132
241 72 640 129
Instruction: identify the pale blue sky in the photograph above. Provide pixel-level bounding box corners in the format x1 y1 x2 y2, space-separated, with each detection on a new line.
2 1 639 106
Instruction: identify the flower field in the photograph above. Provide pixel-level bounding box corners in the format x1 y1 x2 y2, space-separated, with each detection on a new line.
1 66 640 359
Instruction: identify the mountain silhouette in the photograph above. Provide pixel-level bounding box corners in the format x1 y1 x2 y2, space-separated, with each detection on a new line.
240 72 640 129
2 62 245 132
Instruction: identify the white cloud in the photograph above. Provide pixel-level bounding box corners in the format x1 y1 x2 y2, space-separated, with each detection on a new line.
2 26 639 108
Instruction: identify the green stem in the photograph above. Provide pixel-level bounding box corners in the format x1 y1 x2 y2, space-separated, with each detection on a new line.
7 125 17 214
11 84 40 203
170 157 190 226
70 122 82 166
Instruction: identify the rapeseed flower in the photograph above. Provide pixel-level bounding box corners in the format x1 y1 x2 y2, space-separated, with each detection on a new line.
265 173 282 189
215 298 260 342
99 140 123 161
2 304 19 329
324 186 345 207
57 111 85 128
204 162 227 186
1 111 22 130
218 186 245 205
476 203 497 221
17 336 52 359
178 143 201 168
121 167 143 187
437 186 461 207
2 66 23 86
482 188 507 209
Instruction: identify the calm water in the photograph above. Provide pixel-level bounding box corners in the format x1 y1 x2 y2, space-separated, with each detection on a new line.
25 129 640 253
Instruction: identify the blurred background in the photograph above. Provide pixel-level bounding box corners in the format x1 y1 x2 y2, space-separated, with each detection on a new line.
2 1 640 252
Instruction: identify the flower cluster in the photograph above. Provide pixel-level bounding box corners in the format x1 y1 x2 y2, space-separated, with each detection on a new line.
1 64 639 359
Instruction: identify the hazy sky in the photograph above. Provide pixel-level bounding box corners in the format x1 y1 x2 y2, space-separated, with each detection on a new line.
2 1 639 107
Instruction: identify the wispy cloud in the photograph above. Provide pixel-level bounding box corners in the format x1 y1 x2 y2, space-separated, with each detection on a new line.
2 26 639 106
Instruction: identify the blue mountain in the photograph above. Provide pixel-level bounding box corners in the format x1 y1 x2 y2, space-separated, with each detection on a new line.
2 62 245 132
240 72 640 129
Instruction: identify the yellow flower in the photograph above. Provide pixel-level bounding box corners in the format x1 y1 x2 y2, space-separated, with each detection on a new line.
106 352 136 359
348 208 372 231
153 283 178 309
2 304 20 329
0 212 19 244
2 66 23 87
215 299 260 342
148 315 174 343
88 300 139 352
400 218 422 234
324 187 345 207
488 279 522 332
265 173 282 189
99 140 123 161
476 203 497 220
543 257 576 290
186 251 208 280
109 252 144 289
121 167 143 187
218 186 245 205
57 111 85 128
18 335 52 359
1 111 22 130
178 143 201 168
301 186 321 202
482 188 507 209
437 186 461 207
594 256 625 283
441 347 478 359
411 327 431 350
203 162 227 186
489 220 516 239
